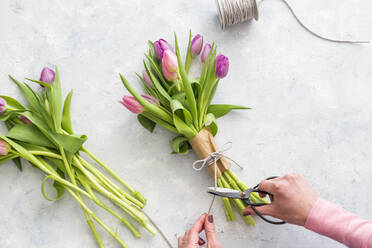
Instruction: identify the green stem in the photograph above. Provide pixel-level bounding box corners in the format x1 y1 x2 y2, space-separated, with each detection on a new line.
217 178 236 221
77 155 144 208
220 174 256 226
81 147 146 205
66 188 129 248
80 177 141 238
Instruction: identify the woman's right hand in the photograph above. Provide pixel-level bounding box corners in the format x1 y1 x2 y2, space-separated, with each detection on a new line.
243 174 318 226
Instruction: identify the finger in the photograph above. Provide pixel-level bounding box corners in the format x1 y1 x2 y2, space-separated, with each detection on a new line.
190 214 207 233
198 237 205 245
258 192 267 198
204 215 221 247
178 236 184 248
258 180 277 194
242 205 275 217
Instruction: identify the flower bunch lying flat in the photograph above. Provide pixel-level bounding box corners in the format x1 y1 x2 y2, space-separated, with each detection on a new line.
0 67 154 248
120 31 264 226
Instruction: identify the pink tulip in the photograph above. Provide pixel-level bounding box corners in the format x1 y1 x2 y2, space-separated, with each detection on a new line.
161 62 178 82
142 70 153 87
19 115 31 124
162 50 178 72
154 39 173 60
190 34 203 57
201 43 211 63
0 97 6 115
120 94 158 114
216 54 229 79
0 140 10 156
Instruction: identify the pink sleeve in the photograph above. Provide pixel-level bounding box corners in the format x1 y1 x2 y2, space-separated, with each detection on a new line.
305 198 372 248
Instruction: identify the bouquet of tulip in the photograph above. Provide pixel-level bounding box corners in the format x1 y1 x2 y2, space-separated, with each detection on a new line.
0 67 155 248
120 31 264 226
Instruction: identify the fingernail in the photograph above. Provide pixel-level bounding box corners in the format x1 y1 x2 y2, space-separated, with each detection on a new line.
242 211 250 216
208 214 214 223
199 237 205 245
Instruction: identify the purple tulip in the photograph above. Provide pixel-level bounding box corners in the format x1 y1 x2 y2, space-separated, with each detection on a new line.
19 115 31 124
154 39 173 60
216 54 229 79
142 70 153 87
201 43 211 63
0 97 6 115
120 94 158 114
141 94 158 105
40 67 55 87
190 34 203 57
0 140 10 156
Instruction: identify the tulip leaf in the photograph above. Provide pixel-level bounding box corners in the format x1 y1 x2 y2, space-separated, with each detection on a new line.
0 154 19 164
0 110 26 122
137 114 156 133
25 78 51 88
173 115 197 139
0 95 26 110
170 135 190 154
141 112 177 133
145 54 170 90
170 99 192 126
174 32 198 129
144 62 171 108
41 168 65 201
62 90 74 134
208 104 251 119
7 124 56 148
12 157 23 171
205 113 218 136
185 30 193 74
48 67 63 132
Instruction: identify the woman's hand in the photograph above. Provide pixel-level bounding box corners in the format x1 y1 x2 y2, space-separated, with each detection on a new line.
178 214 222 248
243 174 318 226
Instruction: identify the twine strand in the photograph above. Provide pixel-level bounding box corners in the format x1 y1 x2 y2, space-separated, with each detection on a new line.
192 142 244 214
216 0 370 44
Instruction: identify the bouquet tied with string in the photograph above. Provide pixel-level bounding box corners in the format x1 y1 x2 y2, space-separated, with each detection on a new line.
120 31 265 225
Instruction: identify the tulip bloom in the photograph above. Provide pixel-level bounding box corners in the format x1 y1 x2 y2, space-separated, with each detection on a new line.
201 43 211 63
121 94 158 114
190 34 203 57
162 50 178 72
40 67 55 87
19 115 31 124
216 54 229 79
0 97 6 115
154 39 173 60
162 63 178 82
0 140 10 156
142 70 153 87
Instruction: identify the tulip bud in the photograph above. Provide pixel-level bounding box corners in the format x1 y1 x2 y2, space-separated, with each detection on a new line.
40 67 55 87
201 43 211 63
190 34 203 57
216 54 229 79
161 62 178 82
120 95 158 114
121 96 144 114
162 50 178 72
141 94 158 105
154 39 173 60
142 70 153 87
0 140 10 156
0 97 6 115
19 115 31 124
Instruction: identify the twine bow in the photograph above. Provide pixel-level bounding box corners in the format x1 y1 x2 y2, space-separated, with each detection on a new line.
192 142 244 188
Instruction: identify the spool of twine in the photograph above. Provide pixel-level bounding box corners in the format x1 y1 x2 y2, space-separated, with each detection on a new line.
215 0 369 44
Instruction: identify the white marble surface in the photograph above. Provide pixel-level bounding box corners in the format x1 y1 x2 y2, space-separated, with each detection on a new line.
1 0 372 247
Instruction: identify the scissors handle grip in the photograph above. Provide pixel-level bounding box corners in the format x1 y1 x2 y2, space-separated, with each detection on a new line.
251 206 286 225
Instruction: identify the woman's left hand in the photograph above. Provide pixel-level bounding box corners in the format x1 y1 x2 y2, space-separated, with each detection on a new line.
178 214 222 248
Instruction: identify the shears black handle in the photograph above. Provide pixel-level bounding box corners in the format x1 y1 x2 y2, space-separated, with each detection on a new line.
248 176 286 225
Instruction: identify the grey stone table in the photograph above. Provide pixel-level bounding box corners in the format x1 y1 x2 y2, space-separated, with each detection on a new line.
1 0 371 247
